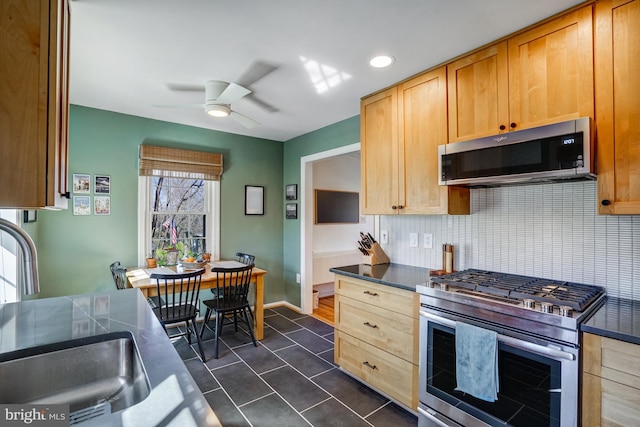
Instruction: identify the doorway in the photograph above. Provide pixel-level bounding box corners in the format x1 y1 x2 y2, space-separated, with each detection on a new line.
300 143 374 316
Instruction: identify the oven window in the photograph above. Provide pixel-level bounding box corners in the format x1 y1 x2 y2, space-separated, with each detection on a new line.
427 324 561 427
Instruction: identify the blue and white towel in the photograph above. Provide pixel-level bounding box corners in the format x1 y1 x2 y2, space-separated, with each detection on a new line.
455 322 499 402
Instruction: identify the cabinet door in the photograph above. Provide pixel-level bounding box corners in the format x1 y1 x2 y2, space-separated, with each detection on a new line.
399 67 469 215
447 42 510 142
0 0 69 208
508 6 594 131
595 0 640 214
360 87 399 215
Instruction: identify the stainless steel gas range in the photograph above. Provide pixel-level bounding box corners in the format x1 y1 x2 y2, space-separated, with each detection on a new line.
416 269 606 427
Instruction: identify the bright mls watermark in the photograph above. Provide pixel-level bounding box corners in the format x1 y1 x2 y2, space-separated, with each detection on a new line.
1 405 68 426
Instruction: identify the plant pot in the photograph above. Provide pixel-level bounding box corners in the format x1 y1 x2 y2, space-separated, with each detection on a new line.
165 249 179 266
146 258 157 268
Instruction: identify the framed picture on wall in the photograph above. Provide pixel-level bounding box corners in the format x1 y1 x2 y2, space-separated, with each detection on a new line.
245 185 264 215
73 196 91 215
285 184 297 200
286 203 297 219
73 174 91 193
94 196 111 215
94 175 111 194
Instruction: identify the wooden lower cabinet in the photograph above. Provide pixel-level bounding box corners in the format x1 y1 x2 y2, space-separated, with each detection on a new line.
334 274 419 410
582 332 640 426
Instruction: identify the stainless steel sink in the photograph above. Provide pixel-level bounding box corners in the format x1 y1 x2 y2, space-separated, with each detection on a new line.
0 331 150 423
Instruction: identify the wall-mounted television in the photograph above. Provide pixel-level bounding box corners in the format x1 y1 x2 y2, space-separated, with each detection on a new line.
314 189 359 224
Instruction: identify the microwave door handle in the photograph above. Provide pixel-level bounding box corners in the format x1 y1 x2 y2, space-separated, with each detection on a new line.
419 310 575 362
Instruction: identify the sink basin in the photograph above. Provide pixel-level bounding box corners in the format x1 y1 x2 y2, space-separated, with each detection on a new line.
0 331 150 424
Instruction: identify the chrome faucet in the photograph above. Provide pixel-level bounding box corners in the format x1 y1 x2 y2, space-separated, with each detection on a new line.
0 218 39 295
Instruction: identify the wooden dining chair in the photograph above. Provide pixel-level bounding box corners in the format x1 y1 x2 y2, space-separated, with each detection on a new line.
150 268 206 362
236 252 255 265
200 264 257 359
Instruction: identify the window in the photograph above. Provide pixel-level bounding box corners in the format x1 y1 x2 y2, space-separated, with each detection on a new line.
137 145 222 265
138 177 219 265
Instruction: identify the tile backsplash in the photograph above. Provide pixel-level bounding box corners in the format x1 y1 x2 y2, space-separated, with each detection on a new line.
380 181 640 300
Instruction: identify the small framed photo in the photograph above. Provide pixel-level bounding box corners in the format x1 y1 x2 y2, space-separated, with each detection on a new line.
245 185 264 215
94 175 111 194
94 196 111 215
286 203 297 219
72 174 91 193
285 184 297 200
23 210 37 223
73 196 91 215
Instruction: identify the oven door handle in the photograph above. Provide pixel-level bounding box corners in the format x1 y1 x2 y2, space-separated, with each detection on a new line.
420 310 575 362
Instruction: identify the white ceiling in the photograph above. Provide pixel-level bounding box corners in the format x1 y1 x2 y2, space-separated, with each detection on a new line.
69 0 586 142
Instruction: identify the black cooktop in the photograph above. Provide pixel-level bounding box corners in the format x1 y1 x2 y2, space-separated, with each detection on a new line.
430 269 605 312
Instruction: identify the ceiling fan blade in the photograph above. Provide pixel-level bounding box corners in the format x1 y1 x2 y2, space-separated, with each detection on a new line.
153 103 204 109
229 111 259 129
237 61 278 87
216 82 251 104
166 83 204 92
245 93 279 113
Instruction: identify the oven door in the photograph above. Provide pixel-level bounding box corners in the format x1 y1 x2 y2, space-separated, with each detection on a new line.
418 307 579 427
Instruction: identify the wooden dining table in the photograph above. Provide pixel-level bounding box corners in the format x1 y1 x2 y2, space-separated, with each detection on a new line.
126 261 268 340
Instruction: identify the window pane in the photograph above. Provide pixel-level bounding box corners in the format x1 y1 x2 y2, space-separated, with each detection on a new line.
150 177 205 212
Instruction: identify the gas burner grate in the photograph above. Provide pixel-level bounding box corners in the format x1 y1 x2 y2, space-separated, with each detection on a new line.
431 269 605 312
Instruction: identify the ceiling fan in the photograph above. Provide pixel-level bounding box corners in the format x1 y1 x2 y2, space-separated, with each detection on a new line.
156 61 279 129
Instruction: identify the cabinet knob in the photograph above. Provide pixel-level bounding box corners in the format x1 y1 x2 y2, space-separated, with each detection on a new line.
601 200 611 206
510 122 517 129
398 205 404 209
499 125 506 131
391 205 397 210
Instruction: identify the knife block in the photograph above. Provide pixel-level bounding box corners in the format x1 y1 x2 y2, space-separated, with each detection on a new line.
362 243 390 265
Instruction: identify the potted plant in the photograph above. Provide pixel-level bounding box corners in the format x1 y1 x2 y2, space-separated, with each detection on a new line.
145 254 157 268
155 242 185 266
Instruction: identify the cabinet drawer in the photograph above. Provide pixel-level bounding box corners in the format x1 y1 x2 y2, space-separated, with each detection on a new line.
334 274 418 317
336 295 418 363
335 330 418 409
584 333 640 388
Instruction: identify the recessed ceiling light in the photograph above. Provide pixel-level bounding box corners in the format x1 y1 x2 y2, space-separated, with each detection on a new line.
369 55 395 68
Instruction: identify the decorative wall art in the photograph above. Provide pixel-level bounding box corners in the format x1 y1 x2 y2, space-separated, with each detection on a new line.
72 174 91 193
286 203 297 219
73 196 91 215
94 175 111 194
94 196 111 215
286 184 297 200
23 210 37 223
245 185 264 215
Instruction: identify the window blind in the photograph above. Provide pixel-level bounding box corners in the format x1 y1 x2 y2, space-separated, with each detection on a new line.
138 145 223 181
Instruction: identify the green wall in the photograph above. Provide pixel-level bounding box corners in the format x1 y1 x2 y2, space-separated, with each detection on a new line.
34 105 285 302
281 116 360 305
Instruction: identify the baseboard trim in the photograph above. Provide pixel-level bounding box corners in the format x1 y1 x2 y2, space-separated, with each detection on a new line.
264 300 301 313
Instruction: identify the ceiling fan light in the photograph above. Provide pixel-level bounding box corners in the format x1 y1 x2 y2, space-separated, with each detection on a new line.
206 104 230 117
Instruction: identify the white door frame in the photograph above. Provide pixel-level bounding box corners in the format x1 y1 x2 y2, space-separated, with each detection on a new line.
299 143 360 314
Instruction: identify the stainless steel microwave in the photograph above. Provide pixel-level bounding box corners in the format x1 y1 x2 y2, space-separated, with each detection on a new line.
438 117 595 187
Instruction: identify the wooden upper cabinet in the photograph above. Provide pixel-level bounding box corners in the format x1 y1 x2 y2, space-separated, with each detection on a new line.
0 0 70 209
595 0 640 214
447 42 510 142
360 87 399 215
399 68 469 215
360 68 469 215
447 6 594 143
508 6 594 131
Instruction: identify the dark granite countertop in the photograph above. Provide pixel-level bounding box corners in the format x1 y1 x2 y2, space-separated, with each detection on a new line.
0 289 220 426
582 296 640 345
329 263 431 292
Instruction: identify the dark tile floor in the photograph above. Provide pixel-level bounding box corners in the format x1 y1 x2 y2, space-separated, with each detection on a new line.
173 306 418 427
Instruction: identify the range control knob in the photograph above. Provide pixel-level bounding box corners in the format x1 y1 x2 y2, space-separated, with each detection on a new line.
439 283 449 291
539 302 554 314
559 305 573 317
523 299 535 309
